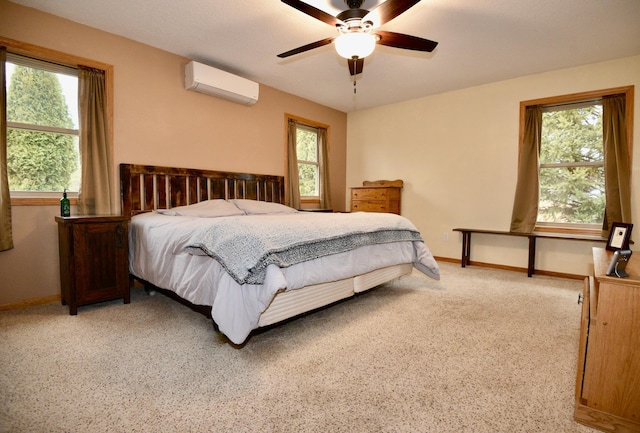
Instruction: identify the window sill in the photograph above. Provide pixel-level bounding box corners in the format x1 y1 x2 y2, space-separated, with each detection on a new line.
534 225 603 236
10 197 78 206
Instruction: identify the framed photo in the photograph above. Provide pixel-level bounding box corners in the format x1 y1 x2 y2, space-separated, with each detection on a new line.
606 222 633 251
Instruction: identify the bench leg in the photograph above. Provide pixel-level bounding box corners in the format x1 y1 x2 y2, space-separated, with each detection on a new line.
527 236 536 277
461 232 471 267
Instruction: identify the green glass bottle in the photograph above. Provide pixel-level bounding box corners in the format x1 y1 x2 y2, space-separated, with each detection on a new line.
60 189 70 217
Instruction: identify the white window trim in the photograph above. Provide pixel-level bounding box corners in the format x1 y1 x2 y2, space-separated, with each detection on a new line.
296 123 321 200
8 121 78 136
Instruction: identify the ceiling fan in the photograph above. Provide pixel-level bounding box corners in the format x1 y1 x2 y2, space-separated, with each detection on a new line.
278 0 438 78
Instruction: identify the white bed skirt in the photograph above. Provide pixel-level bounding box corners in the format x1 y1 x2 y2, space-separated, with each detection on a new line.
258 263 413 327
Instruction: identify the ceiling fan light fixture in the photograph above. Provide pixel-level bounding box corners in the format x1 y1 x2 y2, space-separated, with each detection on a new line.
335 31 376 59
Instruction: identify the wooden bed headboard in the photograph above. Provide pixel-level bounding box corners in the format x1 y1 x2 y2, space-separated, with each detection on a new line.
120 164 285 216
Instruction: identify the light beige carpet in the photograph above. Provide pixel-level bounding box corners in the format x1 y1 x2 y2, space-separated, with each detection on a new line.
0 262 598 433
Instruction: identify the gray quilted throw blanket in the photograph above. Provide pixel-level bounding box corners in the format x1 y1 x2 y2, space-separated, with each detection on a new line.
185 212 423 285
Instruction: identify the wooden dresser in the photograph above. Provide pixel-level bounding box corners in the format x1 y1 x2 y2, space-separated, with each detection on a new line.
350 180 403 215
574 247 640 432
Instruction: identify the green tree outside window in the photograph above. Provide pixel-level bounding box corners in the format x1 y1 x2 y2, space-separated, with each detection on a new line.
538 105 604 225
6 64 78 191
296 125 319 197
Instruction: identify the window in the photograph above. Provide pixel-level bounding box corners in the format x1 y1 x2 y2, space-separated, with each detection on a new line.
5 53 80 196
512 86 633 234
296 123 320 198
538 102 604 227
286 115 330 209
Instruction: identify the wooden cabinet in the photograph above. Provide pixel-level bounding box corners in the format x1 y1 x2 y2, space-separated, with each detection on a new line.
56 215 131 315
350 180 402 215
574 247 640 432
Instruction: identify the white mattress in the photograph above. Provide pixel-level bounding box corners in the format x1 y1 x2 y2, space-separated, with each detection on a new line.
129 212 439 344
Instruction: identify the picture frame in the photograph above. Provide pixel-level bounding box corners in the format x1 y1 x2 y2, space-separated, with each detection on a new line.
606 222 633 251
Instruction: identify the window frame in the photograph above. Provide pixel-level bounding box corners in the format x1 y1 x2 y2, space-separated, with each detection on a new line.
6 53 81 197
519 86 634 235
536 101 605 229
285 114 330 205
295 122 321 200
1 36 113 206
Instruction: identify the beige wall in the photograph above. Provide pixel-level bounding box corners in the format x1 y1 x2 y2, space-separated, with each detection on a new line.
0 1 347 305
347 55 640 276
2 0 638 305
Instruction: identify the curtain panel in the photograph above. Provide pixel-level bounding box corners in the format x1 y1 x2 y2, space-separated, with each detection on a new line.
77 66 115 215
286 119 301 209
0 46 13 251
317 127 331 210
510 105 542 233
602 94 632 234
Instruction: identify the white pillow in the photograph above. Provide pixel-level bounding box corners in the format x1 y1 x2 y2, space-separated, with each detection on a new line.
230 199 298 215
155 199 245 217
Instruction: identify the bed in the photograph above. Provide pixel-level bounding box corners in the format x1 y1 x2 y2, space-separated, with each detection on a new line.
121 163 440 345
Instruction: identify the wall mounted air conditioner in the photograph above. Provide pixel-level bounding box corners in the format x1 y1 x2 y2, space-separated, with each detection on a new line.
184 61 259 106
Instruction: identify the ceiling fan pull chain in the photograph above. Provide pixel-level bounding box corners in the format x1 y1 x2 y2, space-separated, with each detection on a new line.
354 79 357 94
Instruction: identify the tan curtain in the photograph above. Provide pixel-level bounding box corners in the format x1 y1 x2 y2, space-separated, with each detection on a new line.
77 66 114 215
286 119 301 209
317 126 332 209
602 94 632 234
0 46 13 251
510 105 542 233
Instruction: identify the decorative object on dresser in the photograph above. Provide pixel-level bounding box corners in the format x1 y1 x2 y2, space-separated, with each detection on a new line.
350 179 403 214
574 247 640 432
605 249 632 278
606 222 633 251
55 215 131 315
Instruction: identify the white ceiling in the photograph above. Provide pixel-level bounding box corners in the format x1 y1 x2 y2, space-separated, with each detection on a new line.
9 0 640 113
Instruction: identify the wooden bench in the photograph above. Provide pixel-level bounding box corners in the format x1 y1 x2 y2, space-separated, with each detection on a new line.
452 228 608 277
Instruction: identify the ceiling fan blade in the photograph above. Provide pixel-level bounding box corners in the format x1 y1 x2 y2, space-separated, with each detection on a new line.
277 37 336 58
363 0 421 28
375 31 438 52
347 58 364 76
281 0 344 27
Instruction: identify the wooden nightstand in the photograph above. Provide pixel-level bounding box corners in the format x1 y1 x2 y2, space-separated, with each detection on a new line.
55 215 131 315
